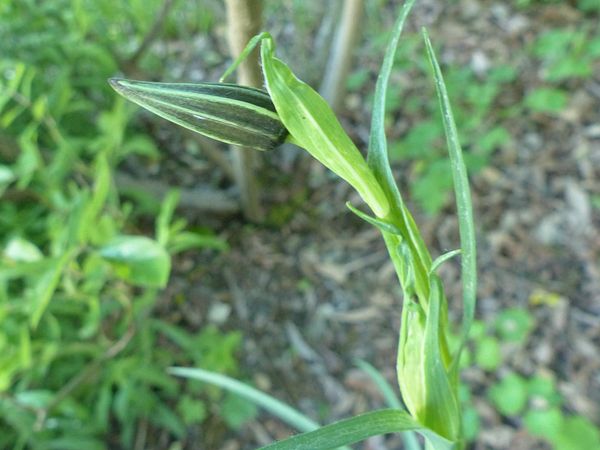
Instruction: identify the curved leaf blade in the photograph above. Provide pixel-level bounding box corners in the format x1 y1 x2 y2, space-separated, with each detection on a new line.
260 35 390 218
346 203 402 235
366 0 432 300
422 29 477 363
168 367 319 432
260 409 454 450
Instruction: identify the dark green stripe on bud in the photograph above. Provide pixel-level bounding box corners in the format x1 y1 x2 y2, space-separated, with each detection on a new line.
108 78 288 151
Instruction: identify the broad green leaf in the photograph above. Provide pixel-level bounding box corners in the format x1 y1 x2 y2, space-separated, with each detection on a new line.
474 337 502 371
488 372 528 416
527 374 562 406
423 29 477 367
260 35 390 218
259 409 454 450
494 307 534 343
554 416 600 450
4 237 43 262
523 407 563 440
99 235 170 288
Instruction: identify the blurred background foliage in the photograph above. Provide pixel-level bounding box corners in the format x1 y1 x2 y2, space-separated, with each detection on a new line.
0 1 241 449
0 0 599 449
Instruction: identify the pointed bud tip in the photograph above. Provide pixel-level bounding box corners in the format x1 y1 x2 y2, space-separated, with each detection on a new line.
108 77 120 89
108 78 129 93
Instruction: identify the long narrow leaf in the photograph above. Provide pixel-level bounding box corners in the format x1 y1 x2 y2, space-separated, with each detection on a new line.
367 0 416 185
29 248 76 328
422 29 477 363
168 367 320 432
220 32 270 83
260 409 454 450
366 0 432 299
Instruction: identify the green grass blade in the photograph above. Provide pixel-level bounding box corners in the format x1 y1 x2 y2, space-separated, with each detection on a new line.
355 360 421 450
422 29 477 362
260 409 454 450
168 367 320 432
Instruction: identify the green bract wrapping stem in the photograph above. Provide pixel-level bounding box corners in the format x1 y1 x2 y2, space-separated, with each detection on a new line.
108 78 288 152
397 275 460 443
259 35 390 218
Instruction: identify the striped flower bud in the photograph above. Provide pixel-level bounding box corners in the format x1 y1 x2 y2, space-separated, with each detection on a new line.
108 78 288 151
